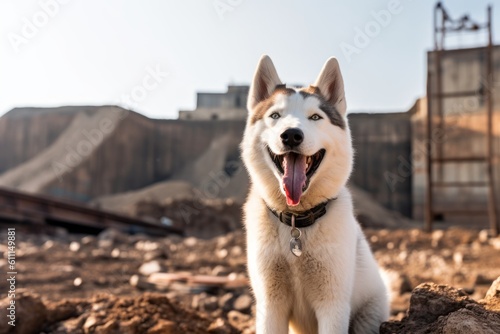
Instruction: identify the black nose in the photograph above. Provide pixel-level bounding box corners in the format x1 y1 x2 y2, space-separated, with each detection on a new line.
280 128 304 148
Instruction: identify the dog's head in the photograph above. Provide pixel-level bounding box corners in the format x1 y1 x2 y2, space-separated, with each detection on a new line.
241 55 353 211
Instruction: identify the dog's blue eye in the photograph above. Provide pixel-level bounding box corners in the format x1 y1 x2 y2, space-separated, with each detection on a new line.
309 114 322 121
270 112 281 119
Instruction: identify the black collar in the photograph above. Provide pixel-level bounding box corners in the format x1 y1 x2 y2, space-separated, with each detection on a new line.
267 199 335 228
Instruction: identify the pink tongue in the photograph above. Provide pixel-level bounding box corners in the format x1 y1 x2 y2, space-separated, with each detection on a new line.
283 153 307 206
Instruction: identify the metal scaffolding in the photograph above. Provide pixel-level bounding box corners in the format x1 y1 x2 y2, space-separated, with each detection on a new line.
425 2 499 236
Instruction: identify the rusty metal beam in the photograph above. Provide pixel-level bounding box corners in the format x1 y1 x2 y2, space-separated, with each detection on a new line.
431 156 488 163
431 208 489 215
430 90 482 98
486 5 499 237
432 181 488 187
0 187 183 236
425 65 434 233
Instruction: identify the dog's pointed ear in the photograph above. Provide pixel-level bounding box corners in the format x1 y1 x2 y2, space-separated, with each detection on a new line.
313 57 346 115
247 55 282 111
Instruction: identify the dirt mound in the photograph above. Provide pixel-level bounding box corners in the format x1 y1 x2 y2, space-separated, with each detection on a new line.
171 133 249 203
95 184 245 239
350 185 418 229
92 181 196 216
0 291 238 334
134 199 243 239
381 279 500 333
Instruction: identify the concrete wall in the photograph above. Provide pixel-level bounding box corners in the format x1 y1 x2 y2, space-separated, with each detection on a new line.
0 106 245 202
43 112 246 201
0 106 413 217
349 112 413 217
0 107 95 173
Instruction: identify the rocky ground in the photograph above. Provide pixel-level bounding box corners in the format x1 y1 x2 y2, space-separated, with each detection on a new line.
1 224 500 333
381 279 500 334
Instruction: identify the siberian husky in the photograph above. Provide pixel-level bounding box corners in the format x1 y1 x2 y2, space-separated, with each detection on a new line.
241 55 389 334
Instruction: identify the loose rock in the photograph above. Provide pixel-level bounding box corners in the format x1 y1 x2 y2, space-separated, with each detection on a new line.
233 294 253 314
139 260 162 276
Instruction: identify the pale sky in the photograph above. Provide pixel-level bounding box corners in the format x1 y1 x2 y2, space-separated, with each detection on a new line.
1 0 498 119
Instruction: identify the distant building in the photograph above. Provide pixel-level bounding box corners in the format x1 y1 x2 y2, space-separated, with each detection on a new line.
179 85 249 120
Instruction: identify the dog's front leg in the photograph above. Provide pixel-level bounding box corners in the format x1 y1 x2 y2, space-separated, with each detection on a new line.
250 248 292 334
316 303 351 334
255 301 289 334
309 253 355 334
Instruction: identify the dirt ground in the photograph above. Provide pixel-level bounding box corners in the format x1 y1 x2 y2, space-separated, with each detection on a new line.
1 224 500 333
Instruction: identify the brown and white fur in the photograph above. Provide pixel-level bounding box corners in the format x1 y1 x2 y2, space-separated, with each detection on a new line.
241 55 389 334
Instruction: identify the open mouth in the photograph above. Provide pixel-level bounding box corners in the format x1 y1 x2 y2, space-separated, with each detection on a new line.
267 147 326 206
